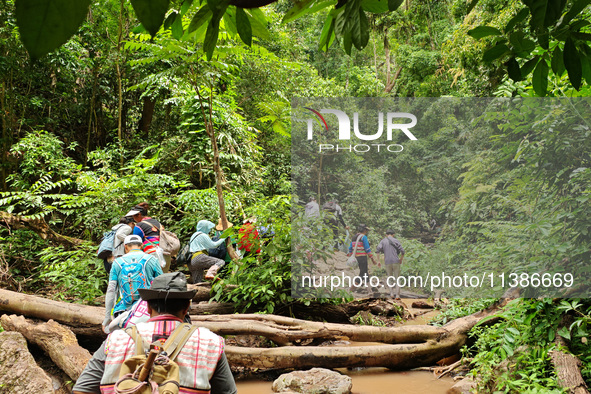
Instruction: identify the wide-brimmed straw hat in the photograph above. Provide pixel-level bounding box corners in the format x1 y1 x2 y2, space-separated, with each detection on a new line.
243 216 257 224
215 218 234 231
138 272 196 301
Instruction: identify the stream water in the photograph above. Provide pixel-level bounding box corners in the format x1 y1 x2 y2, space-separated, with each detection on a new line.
235 299 456 393
236 369 455 393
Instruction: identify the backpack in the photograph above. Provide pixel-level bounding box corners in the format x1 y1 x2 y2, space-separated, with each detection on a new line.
208 236 227 260
175 232 201 268
119 255 151 309
97 224 126 260
160 230 180 257
114 323 197 394
322 200 338 212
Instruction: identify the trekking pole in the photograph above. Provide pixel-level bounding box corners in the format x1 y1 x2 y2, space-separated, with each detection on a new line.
138 348 159 381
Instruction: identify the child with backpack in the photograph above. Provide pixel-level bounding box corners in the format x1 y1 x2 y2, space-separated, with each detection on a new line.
102 235 163 334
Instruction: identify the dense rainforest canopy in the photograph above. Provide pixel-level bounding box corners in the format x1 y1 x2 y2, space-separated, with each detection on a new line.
1 0 591 392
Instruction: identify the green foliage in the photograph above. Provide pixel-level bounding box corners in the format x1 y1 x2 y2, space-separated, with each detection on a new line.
11 0 409 62
431 298 497 326
8 130 78 189
468 0 591 95
0 228 49 286
351 311 387 326
2 4 591 393
467 298 591 392
0 174 73 220
37 243 106 302
131 0 169 37
211 195 292 313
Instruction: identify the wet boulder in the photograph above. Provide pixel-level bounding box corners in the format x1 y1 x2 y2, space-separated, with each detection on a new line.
272 367 352 394
0 331 54 392
446 377 476 394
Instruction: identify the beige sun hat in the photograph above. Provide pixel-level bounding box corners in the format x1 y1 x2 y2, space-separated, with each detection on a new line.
215 218 234 231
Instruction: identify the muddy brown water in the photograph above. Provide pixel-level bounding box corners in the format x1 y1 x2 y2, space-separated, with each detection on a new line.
235 299 456 393
236 369 455 393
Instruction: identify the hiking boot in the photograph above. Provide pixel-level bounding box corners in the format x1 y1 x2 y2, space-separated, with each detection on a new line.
205 264 221 280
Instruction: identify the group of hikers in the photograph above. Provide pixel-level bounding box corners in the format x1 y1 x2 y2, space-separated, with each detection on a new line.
99 202 268 332
304 195 406 299
72 197 405 393
348 224 405 299
73 202 273 393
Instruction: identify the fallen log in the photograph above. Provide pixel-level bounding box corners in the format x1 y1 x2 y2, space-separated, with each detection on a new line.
225 337 460 370
188 283 217 302
0 211 83 247
189 314 445 346
0 314 91 380
297 298 405 321
221 309 496 369
411 300 434 309
0 288 499 370
0 289 407 329
0 289 103 327
190 302 236 315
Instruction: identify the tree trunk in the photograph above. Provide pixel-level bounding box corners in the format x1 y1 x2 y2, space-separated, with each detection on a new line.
551 320 590 394
225 338 459 370
0 79 14 192
0 314 92 380
0 289 103 327
138 95 156 136
85 59 98 167
197 86 239 261
384 35 402 93
550 349 589 394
